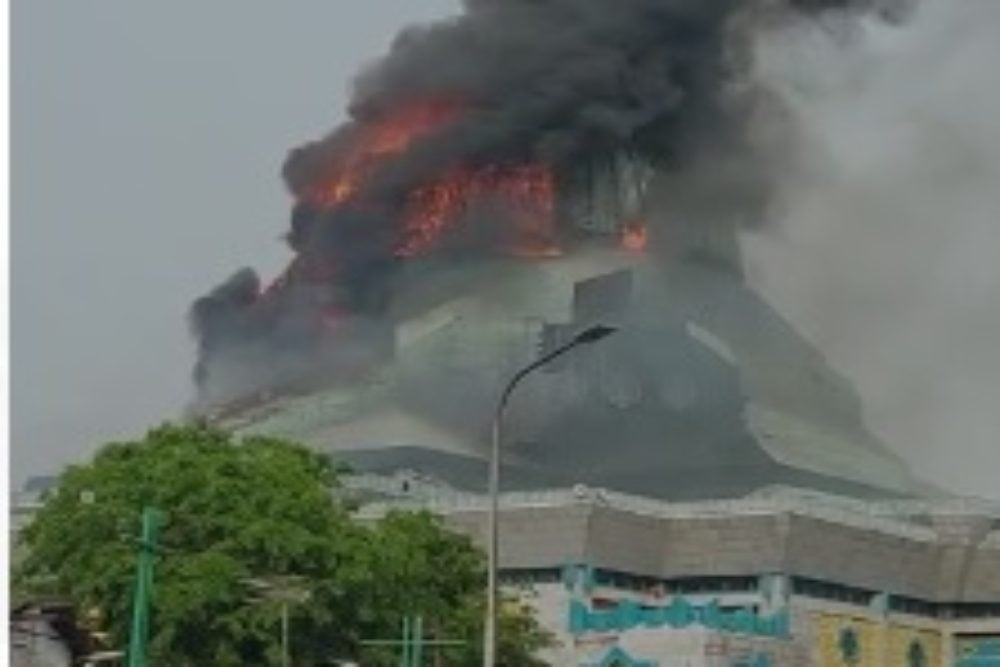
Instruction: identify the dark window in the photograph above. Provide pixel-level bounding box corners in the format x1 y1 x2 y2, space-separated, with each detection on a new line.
889 595 938 617
792 577 875 606
940 603 1000 619
499 568 562 586
592 569 757 595
666 576 759 595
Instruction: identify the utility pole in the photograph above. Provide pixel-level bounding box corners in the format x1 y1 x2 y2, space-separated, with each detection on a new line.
127 507 163 667
281 601 290 667
360 616 465 667
242 575 311 667
483 324 616 666
241 575 311 667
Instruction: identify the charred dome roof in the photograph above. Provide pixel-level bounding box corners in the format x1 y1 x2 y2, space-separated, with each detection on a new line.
193 0 925 499
209 246 928 501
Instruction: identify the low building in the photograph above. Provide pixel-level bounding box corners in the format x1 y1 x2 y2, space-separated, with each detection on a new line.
356 484 1000 667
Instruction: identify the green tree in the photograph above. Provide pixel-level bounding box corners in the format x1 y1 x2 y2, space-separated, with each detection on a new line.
350 511 553 666
16 424 552 665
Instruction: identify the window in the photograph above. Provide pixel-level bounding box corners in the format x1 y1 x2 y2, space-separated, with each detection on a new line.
792 577 875 606
889 596 938 617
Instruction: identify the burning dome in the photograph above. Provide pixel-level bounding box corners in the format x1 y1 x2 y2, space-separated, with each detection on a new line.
191 0 929 500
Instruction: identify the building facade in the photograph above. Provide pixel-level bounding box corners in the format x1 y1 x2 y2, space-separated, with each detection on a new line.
356 484 1000 667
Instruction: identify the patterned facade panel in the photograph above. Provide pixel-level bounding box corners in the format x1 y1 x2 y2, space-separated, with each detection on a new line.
816 614 882 667
887 626 942 667
814 613 946 667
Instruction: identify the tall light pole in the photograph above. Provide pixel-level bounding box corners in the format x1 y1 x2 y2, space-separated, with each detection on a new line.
242 575 311 667
127 507 163 667
482 324 617 667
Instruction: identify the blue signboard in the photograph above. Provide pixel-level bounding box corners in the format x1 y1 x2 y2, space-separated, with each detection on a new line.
956 638 1000 667
568 597 790 639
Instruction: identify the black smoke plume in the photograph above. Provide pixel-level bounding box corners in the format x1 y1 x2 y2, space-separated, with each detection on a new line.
190 0 907 408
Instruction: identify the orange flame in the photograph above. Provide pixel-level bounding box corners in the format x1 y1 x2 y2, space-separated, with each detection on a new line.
306 99 464 207
302 98 559 260
398 164 558 257
621 223 648 252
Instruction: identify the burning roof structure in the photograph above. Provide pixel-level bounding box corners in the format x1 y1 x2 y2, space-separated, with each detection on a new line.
191 0 928 500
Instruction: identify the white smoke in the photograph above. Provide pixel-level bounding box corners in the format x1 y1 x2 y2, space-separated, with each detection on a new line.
745 0 1000 499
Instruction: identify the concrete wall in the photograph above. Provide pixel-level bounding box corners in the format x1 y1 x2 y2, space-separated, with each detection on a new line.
433 498 1000 603
511 581 997 667
660 514 788 577
362 489 1000 665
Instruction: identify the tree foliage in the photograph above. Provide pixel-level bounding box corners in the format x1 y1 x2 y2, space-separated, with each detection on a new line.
16 424 552 665
350 511 553 667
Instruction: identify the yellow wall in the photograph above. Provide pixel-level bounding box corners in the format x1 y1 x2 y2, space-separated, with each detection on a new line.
817 614 882 667
888 626 942 667
816 613 943 667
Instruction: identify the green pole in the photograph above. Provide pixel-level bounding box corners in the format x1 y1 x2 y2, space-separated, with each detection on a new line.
127 507 161 667
281 602 290 667
399 616 411 667
412 616 423 667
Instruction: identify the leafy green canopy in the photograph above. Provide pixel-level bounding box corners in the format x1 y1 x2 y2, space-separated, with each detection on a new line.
16 424 551 666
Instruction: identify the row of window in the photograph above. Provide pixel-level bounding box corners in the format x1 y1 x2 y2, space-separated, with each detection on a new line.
793 577 1000 619
792 576 874 606
500 568 1000 619
501 567 759 593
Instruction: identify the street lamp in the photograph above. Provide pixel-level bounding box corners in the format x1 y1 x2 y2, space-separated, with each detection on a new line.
242 576 311 667
482 324 617 667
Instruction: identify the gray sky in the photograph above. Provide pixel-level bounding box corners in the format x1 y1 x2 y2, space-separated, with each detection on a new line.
12 0 459 485
13 1 999 501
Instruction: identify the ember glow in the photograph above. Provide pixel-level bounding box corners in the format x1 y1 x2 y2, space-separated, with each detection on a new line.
257 98 565 312
297 98 559 260
399 163 558 257
304 99 464 207
621 223 648 252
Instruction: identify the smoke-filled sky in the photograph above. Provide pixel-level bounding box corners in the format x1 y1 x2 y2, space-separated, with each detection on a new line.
13 0 1000 500
745 0 1000 501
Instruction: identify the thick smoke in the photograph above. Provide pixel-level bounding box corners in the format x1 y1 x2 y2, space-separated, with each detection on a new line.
746 0 1000 499
283 0 764 262
191 0 904 408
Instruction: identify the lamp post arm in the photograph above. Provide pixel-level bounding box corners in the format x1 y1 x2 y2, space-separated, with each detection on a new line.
484 324 616 666
484 336 588 667
496 337 585 418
